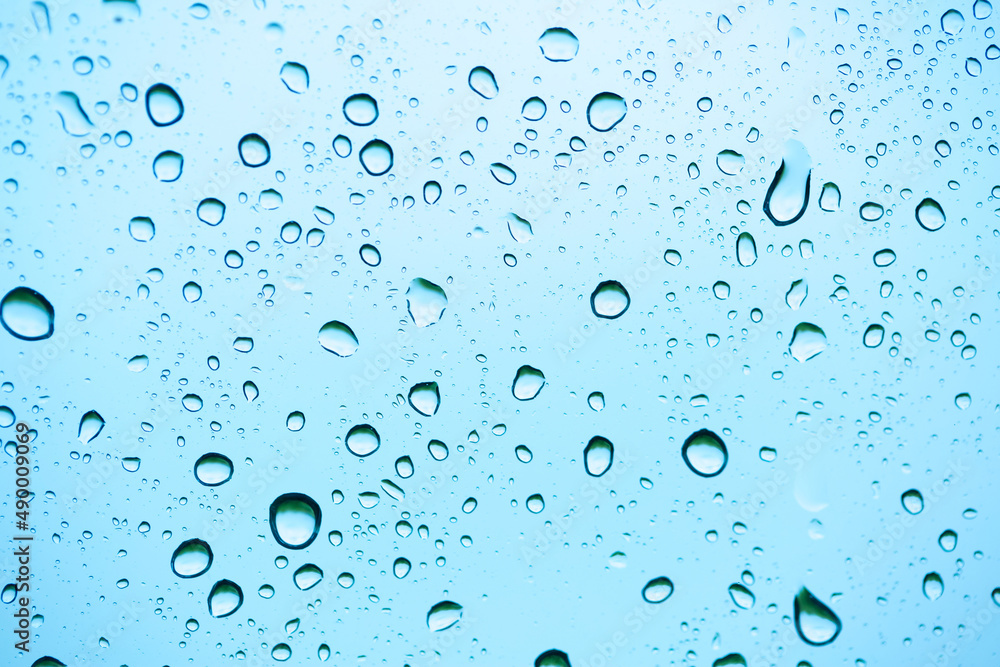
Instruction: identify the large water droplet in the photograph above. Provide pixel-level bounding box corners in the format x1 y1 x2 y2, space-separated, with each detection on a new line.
207 579 243 618
590 280 630 318
145 83 183 126
318 320 359 356
194 453 233 486
915 198 945 231
359 244 381 266
522 96 547 121
406 278 447 327
818 182 841 211
182 281 202 303
171 538 213 578
279 61 309 93
586 92 626 132
526 494 545 513
873 248 896 267
938 529 957 552
642 576 674 603
197 198 225 225
393 557 411 578
54 91 94 136
681 429 728 477
293 563 323 590
346 424 380 457
238 133 270 167
736 232 757 267
427 601 463 631
863 324 885 348
152 150 183 182
901 489 924 514
408 381 440 416
763 140 812 226
794 587 842 646
512 365 545 400
359 139 393 175
269 493 321 549
922 572 944 600
1 287 54 340
77 410 105 443
729 583 755 609
490 162 517 185
128 216 155 242
535 649 571 667
584 436 614 477
716 149 745 175
789 323 827 362
468 66 499 99
343 93 378 126
538 27 579 61
785 279 808 310
506 213 533 242
941 8 965 34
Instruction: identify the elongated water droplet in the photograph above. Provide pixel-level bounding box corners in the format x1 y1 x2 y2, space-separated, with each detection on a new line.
507 213 534 242
208 579 243 618
512 365 545 401
406 278 447 327
586 92 626 132
54 91 94 136
794 587 841 646
915 198 945 231
195 453 233 486
818 182 841 212
77 410 105 443
423 180 442 204
1 287 54 341
243 381 258 401
408 381 440 416
428 439 449 461
171 539 213 578
346 424 380 457
145 83 183 126
863 324 885 348
490 162 516 185
642 576 674 603
682 429 728 477
764 140 811 226
427 601 463 631
318 320 359 356
269 493 321 549
923 572 943 600
395 455 414 478
468 66 498 99
729 583 755 609
873 248 896 267
538 27 579 61
785 279 808 310
789 323 827 362
736 232 757 267
535 650 571 667
584 436 614 477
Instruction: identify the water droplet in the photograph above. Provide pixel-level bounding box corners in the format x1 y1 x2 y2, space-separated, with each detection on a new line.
938 529 957 552
526 494 545 513
490 162 517 185
395 455 414 478
359 244 381 266
182 394 203 412
664 249 682 266
794 587 841 646
974 0 993 19
586 92 626 131
818 182 841 212
269 493 321 549
293 563 323 590
195 453 233 486
318 320 359 356
535 649 571 667
333 134 352 157
590 280 630 318
522 96 547 121
915 198 945 231
955 392 972 410
789 323 827 362
129 216 155 242
764 140 812 226
338 572 356 588
1 287 54 341
54 91 94 136
713 281 731 300
538 27 579 61
506 213 533 242
238 133 270 167
697 96 713 112
152 150 183 182
408 381 440 416
286 411 305 432
207 579 243 618
122 457 140 472
126 355 149 372
588 392 605 411
359 139 393 175
515 445 533 462
584 436 614 477
923 572 943 600
423 180 442 204
171 539 213 578
345 424 380 457
941 8 965 34
901 489 924 514
343 93 378 126
77 410 105 443
717 150 745 175
512 365 545 401
271 644 291 661
145 83 183 127
873 249 896 267
729 583 755 609
406 278 448 327
427 600 463 631
713 654 747 667
428 439 449 461
197 198 225 225
279 61 309 93
393 557 411 578
682 429 728 477
859 202 884 221
30 658 64 667
736 232 757 267
863 324 885 348
318 644 331 661
786 279 808 310
182 281 202 303
468 66 499 99
642 576 674 603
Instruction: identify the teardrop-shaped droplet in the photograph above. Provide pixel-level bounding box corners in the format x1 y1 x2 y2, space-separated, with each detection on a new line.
901 489 924 514
590 280 630 318
789 322 827 362
922 572 943 601
681 429 728 477
406 278 448 327
77 410 105 443
269 493 321 549
642 576 674 603
490 162 517 185
736 232 757 267
393 557 411 578
586 92 626 132
293 563 323 591
243 381 258 402
588 392 605 411
408 381 440 416
318 320 359 356
584 436 614 477
359 139 393 176
423 180 442 204
763 140 812 226
538 27 579 61
1 287 54 341
171 538 213 578
343 93 379 126
427 600 463 631
279 61 309 93
468 66 498 99
345 424 380 457
793 587 842 646
145 83 183 127
207 579 243 618
194 453 233 486
915 197 945 231
238 133 270 167
512 365 545 401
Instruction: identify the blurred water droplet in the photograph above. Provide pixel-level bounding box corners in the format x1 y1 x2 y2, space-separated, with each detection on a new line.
736 232 757 267
922 572 943 600
794 587 841 646
535 649 571 667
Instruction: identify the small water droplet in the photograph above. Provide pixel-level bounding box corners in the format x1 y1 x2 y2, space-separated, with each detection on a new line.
526 494 545 513
863 324 885 348
490 162 517 185
938 529 957 552
729 583 755 609
588 391 605 411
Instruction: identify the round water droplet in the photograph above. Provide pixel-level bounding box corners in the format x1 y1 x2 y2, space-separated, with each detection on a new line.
938 529 957 552
515 445 533 462
427 600 463 631
922 572 943 601
764 140 812 226
873 249 896 266
535 649 571 667
664 249 681 266
717 149 745 175
393 557 411 578
490 162 517 185
129 216 154 242
152 150 183 182
395 455 414 478
269 493 321 549
512 365 545 401
345 424 380 457
428 439 449 461
194 453 233 486
207 579 243 618
590 280 630 318
408 381 440 416
468 66 498 99
681 429 728 477
360 244 381 266
588 391 605 411
538 27 579 61
293 563 323 590
526 494 545 513
915 198 945 231
406 278 448 327
359 139 393 176
713 281 731 300
333 134 352 157
863 324 885 348
0 287 55 340
271 644 291 661
586 92 626 132
584 436 614 477
279 61 309 93
171 538 213 578
941 8 965 34
789 322 827 362
182 394 203 412
343 93 378 126
859 202 884 221
238 133 270 167
521 96 547 121
423 180 441 204
794 587 841 646
736 232 757 267
642 576 674 603
286 411 305 431
901 489 924 514
697 96 713 112
145 83 183 127
197 198 225 225
955 392 972 410
182 281 202 303
318 320 359 356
